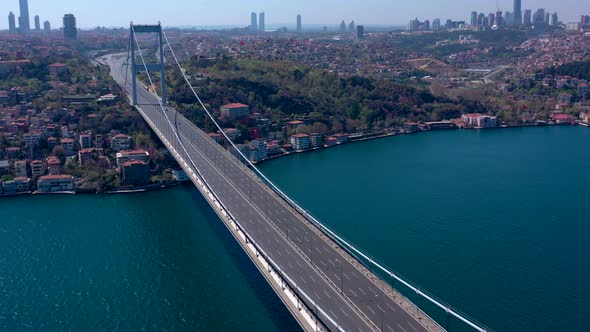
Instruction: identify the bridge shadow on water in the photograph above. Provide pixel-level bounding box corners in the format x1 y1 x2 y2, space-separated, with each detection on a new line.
180 183 301 332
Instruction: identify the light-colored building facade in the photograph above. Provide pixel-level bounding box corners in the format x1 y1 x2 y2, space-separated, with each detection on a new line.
290 134 311 151
116 150 150 166
30 160 45 177
110 134 132 152
37 174 74 193
220 103 250 119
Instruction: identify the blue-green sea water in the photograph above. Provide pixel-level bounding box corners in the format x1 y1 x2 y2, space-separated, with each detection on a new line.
2 126 589 331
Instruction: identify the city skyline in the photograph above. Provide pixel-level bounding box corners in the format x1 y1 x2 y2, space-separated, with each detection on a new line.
0 0 587 30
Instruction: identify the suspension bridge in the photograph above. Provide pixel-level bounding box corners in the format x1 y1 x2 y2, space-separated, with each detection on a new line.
98 22 491 332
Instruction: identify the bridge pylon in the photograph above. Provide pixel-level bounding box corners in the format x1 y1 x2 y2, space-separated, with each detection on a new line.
129 22 166 106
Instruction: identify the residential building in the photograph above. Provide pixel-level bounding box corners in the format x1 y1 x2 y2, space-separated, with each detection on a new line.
60 138 75 156
37 175 74 193
310 133 323 148
47 156 62 175
78 148 103 165
79 133 92 149
2 177 30 195
24 131 41 146
30 160 45 177
121 160 150 186
208 133 224 144
6 147 21 159
357 25 364 39
220 103 250 119
0 160 9 174
116 149 149 166
110 134 132 151
249 140 268 162
63 14 77 40
95 134 104 148
14 160 28 177
224 128 241 141
267 143 282 156
290 134 311 151
48 63 67 76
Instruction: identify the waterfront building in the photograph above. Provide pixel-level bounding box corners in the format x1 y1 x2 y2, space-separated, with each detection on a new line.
404 122 419 133
310 133 323 148
250 12 257 30
2 177 30 195
18 0 30 33
220 103 250 119
30 160 45 177
14 160 28 177
249 140 268 162
290 134 311 151
34 15 40 31
37 175 74 193
297 14 302 33
47 156 62 175
172 169 189 182
63 14 77 40
121 160 150 186
110 134 132 152
116 150 149 167
43 20 50 32
8 12 16 34
461 114 497 128
79 133 92 149
266 143 282 156
513 0 522 25
259 12 265 31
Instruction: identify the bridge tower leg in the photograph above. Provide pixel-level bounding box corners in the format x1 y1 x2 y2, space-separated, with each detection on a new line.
129 22 167 106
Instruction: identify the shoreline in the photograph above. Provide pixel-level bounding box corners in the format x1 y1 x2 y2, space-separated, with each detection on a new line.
2 122 584 199
253 121 584 166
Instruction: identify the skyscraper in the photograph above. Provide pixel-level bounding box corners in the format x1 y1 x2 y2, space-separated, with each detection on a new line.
34 15 40 31
348 20 355 33
550 12 559 26
471 11 478 26
250 12 257 30
43 20 51 33
495 11 503 26
19 0 30 33
8 12 16 34
513 0 522 25
296 14 301 33
432 18 441 30
63 14 77 40
524 10 532 26
258 12 265 31
356 25 364 39
339 20 346 33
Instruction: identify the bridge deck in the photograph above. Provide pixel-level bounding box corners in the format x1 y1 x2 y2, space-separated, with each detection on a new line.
105 54 442 332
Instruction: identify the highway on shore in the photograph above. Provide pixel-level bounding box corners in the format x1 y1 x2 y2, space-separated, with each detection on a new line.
103 53 436 332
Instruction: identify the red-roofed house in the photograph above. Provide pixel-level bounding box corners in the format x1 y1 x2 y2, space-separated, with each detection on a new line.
220 103 250 119
48 63 68 76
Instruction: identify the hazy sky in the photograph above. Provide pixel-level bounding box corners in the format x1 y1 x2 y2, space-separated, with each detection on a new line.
1 0 587 29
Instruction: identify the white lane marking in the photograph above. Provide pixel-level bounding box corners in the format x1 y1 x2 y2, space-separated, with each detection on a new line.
397 323 408 332
340 307 349 317
377 304 385 312
349 289 358 297
387 324 395 332
322 290 332 299
407 322 419 331
359 288 367 295
343 272 351 280
386 302 398 312
367 305 376 315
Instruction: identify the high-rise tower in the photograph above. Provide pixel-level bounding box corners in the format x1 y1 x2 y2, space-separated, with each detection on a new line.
63 14 77 40
296 14 302 33
250 12 257 30
8 12 16 33
259 12 265 31
513 0 522 25
34 15 40 31
18 0 30 33
43 20 51 33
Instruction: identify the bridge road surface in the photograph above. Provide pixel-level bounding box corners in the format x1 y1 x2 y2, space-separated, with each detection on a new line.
104 54 434 332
